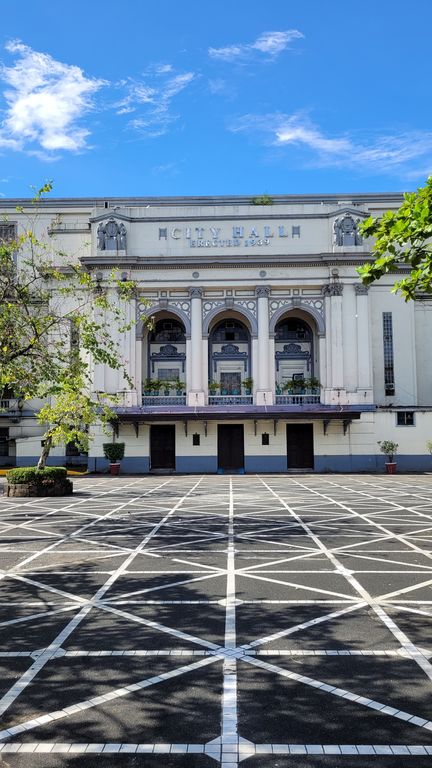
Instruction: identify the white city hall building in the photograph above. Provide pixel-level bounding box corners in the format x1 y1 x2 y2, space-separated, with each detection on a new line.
1 193 432 473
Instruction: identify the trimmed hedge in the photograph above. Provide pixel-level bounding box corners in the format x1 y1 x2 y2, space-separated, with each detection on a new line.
6 466 67 484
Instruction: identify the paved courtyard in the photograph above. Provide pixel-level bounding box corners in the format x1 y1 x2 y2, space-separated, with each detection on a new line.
1 474 432 766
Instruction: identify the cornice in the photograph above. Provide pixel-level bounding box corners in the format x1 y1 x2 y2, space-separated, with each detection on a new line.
0 192 406 210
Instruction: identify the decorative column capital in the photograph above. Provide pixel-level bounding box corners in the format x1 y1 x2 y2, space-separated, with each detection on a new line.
354 283 369 295
322 282 344 297
188 287 203 299
255 286 271 298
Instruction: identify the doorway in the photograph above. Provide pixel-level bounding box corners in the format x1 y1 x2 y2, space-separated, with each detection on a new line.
218 424 244 472
286 424 314 470
150 425 176 471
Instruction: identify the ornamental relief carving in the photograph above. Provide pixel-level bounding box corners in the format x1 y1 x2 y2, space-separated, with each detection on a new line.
269 297 324 319
322 283 344 297
135 298 191 322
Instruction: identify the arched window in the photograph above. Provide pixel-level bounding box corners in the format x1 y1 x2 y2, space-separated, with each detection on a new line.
274 316 315 392
209 318 251 395
149 319 185 343
146 317 186 388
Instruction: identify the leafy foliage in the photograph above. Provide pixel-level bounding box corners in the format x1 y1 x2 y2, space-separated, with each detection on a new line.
378 440 398 462
357 177 432 300
251 194 273 206
6 466 67 484
1 183 148 468
103 442 125 462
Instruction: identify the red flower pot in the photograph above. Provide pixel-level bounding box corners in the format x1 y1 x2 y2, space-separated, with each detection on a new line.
385 462 397 474
109 463 120 476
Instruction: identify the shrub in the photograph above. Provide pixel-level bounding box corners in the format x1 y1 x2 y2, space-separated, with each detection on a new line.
103 443 125 463
6 466 67 484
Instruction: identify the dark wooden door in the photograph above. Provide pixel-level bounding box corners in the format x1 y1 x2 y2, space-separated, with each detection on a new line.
218 425 244 470
286 424 314 469
150 425 176 470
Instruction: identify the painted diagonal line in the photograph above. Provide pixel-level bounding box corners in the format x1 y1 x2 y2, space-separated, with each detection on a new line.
239 603 366 651
104 571 226 603
0 656 218 742
240 572 358 600
260 478 432 684
1 478 168 576
94 602 222 652
243 654 432 732
0 478 195 718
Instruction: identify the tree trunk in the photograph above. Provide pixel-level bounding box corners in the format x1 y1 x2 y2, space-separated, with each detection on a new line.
37 434 53 470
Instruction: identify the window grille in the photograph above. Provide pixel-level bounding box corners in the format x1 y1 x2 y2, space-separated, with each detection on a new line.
382 312 395 396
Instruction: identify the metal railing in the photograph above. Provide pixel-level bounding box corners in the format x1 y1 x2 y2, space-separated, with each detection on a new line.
209 395 253 405
276 394 320 405
142 395 186 405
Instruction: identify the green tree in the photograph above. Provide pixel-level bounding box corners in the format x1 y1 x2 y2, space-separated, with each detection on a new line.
357 177 432 300
0 183 146 469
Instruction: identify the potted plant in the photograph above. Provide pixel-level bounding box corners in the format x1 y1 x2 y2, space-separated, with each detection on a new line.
307 376 320 393
103 442 125 475
242 377 254 395
150 379 162 395
175 380 185 395
162 380 171 396
143 378 153 396
282 380 295 394
208 381 219 395
378 440 398 474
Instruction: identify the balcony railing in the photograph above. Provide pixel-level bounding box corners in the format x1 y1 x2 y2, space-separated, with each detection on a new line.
209 395 253 405
142 393 186 405
276 393 320 405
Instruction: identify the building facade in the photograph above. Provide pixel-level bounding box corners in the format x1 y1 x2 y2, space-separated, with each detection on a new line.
2 193 432 473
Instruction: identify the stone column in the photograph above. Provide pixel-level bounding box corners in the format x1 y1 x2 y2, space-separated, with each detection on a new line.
355 284 373 402
188 287 205 405
322 282 345 404
255 286 273 405
118 292 137 406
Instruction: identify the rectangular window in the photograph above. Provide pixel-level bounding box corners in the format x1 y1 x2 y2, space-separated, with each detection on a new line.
396 411 415 426
382 312 395 396
0 223 16 243
192 433 200 446
292 225 301 238
262 433 270 445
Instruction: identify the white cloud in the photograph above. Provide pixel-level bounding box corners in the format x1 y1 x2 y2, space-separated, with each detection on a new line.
0 40 105 154
231 113 432 175
118 68 195 137
209 30 303 62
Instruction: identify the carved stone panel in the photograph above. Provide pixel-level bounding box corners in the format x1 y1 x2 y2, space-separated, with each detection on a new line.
97 219 126 251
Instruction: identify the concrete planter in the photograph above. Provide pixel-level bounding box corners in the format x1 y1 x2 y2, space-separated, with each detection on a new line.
6 479 73 497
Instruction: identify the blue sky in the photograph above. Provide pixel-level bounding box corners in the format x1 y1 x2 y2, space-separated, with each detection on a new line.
0 0 431 198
